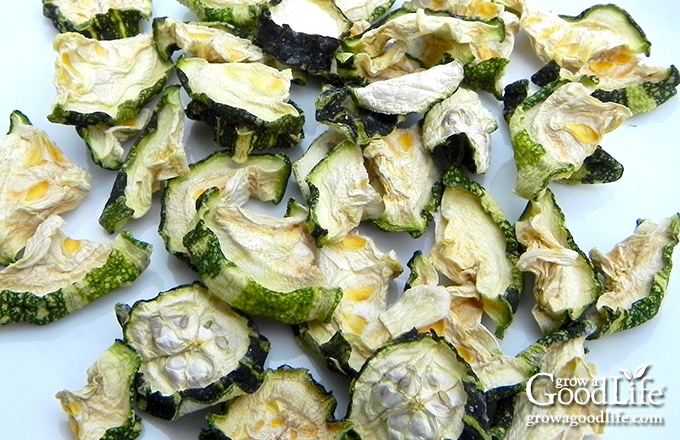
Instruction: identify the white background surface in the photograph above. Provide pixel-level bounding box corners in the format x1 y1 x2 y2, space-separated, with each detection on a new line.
0 0 678 438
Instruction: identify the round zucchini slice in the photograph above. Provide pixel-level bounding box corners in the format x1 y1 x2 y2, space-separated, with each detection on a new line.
118 282 270 420
348 331 490 440
200 366 352 439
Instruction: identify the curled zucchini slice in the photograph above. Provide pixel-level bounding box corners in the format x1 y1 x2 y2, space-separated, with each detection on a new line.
200 366 351 439
516 189 602 334
56 341 143 440
183 188 342 324
99 85 189 234
160 151 291 264
0 110 90 265
429 167 522 337
42 0 152 40
590 213 680 336
176 56 305 161
76 109 152 170
363 124 441 237
48 32 172 126
118 282 270 420
295 231 402 376
176 0 269 37
507 80 631 200
152 17 265 63
422 87 498 174
0 215 152 326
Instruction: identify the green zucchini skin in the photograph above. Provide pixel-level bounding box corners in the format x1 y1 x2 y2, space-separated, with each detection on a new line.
0 231 152 326
42 3 148 40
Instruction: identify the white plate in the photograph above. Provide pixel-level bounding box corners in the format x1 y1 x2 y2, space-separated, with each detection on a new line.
0 1 678 438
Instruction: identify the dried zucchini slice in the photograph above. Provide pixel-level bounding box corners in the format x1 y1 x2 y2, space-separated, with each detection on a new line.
48 32 173 126
349 60 465 115
315 85 402 146
295 231 402 376
99 85 189 234
183 188 342 324
516 189 602 334
429 166 521 337
521 3 678 113
160 152 291 264
335 0 394 24
506 331 604 439
255 0 352 76
341 7 505 84
56 341 142 440
0 111 91 265
177 0 269 37
508 80 632 200
42 0 152 40
408 0 519 97
590 213 680 336
76 109 152 170
292 129 348 200
422 87 498 174
305 139 383 246
0 215 152 326
118 282 270 420
200 366 351 439
153 17 265 63
348 331 491 440
363 124 441 237
176 57 305 161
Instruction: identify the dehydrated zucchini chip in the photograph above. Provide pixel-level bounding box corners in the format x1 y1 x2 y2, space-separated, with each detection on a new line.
200 366 352 439
0 110 91 265
160 151 291 264
183 188 342 324
0 215 152 326
428 166 521 337
42 0 152 40
48 32 173 126
176 57 305 161
515 189 602 334
56 341 143 440
305 139 383 246
315 85 402 146
590 213 680 336
99 85 189 234
340 7 505 85
294 231 402 377
255 0 352 76
422 87 498 174
520 3 678 114
118 282 270 420
77 109 152 170
335 0 394 24
153 17 266 63
177 0 269 37
507 80 632 200
349 60 465 115
505 329 604 439
363 124 441 237
348 331 491 440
